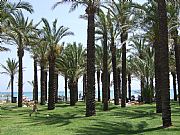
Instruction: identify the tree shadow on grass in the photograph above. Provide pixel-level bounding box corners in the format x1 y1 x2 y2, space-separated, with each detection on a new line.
75 121 163 135
76 121 166 135
23 112 84 127
110 109 158 120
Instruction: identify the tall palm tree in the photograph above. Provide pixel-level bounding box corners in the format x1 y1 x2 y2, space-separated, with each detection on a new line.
7 11 34 107
56 42 86 106
27 37 40 102
107 10 120 105
137 0 161 112
0 58 18 103
36 37 49 105
42 18 73 110
53 0 104 116
32 29 49 105
168 1 180 104
157 0 172 127
1 0 34 107
108 0 137 107
95 10 109 110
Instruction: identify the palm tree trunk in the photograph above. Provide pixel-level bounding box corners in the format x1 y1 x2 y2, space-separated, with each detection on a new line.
11 75 14 103
65 75 68 102
101 72 103 103
140 77 144 102
48 53 56 110
102 32 108 111
110 41 119 105
128 74 131 101
34 56 38 102
83 74 87 101
154 37 162 113
150 77 154 102
173 29 180 104
69 79 77 106
55 73 58 103
75 79 78 102
108 73 110 100
121 32 127 107
158 0 172 127
45 71 48 101
97 70 101 102
85 6 96 117
17 48 24 107
117 67 122 98
40 64 46 105
171 72 177 101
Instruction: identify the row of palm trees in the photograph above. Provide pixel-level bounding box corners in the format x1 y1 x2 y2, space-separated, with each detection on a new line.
1 0 179 127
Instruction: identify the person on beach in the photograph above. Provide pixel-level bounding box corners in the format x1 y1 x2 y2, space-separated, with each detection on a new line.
29 100 38 116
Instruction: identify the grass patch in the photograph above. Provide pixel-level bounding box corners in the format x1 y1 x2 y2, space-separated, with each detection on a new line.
0 101 180 135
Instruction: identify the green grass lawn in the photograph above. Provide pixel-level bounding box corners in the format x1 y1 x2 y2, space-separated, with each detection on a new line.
0 101 180 135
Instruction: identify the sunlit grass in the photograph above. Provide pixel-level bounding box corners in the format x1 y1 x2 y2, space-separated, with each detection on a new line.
0 101 180 135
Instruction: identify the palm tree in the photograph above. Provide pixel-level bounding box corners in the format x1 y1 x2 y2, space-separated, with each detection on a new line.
108 0 135 107
0 58 18 103
0 0 33 44
42 18 73 110
32 30 49 105
27 37 40 102
36 39 49 105
53 0 104 116
95 10 109 110
56 42 86 106
173 23 180 105
137 0 161 112
106 10 120 105
157 0 172 127
6 11 34 107
168 1 180 104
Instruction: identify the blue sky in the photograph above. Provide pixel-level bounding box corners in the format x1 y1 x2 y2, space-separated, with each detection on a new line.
2 0 171 95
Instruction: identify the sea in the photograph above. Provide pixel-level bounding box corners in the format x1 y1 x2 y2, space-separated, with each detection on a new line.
0 89 175 101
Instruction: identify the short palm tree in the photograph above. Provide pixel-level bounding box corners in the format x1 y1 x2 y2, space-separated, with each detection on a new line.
42 18 73 110
56 42 86 106
129 36 147 101
0 58 18 103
